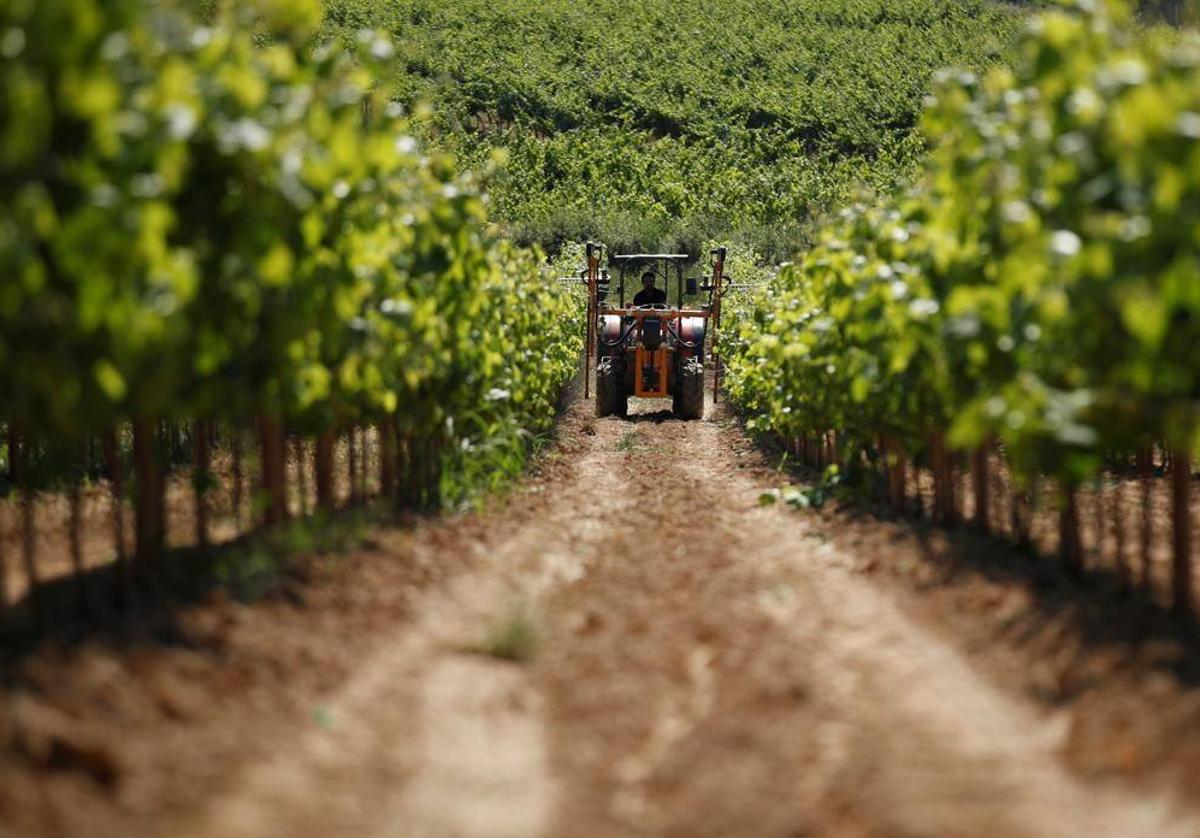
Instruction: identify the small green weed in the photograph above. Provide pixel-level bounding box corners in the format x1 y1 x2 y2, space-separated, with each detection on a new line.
312 705 335 730
759 466 844 511
616 431 641 452
469 606 542 663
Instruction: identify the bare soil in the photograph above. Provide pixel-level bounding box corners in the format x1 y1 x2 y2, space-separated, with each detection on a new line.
3 391 1200 837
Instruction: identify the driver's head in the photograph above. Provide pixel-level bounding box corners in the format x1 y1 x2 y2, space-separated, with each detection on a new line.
641 271 656 290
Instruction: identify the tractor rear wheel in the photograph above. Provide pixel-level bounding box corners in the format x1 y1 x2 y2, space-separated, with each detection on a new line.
596 356 627 418
674 357 704 420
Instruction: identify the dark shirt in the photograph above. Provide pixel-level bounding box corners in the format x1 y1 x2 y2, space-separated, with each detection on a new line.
633 287 667 306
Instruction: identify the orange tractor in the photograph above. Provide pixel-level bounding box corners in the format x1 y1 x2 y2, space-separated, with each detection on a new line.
582 244 728 420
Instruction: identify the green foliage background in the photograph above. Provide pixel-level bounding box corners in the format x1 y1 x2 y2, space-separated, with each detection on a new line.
320 0 1023 257
9 0 1198 516
724 0 1200 488
0 0 582 504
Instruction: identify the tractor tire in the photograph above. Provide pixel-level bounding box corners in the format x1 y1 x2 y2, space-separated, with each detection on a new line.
674 357 705 420
596 356 627 418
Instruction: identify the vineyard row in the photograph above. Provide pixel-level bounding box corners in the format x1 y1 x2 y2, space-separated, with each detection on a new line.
723 1 1200 610
0 0 583 627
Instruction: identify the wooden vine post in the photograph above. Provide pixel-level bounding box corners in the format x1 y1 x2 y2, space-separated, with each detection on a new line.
1171 444 1193 615
1112 476 1128 589
406 434 422 509
0 425 9 617
192 420 210 550
315 429 335 511
0 484 6 619
1091 474 1105 574
229 429 242 532
883 436 906 514
352 427 362 500
1059 482 1083 578
258 414 288 527
102 428 131 606
293 435 308 517
584 243 600 400
132 417 165 579
359 426 370 499
417 434 442 511
347 426 359 504
946 448 959 526
68 446 87 616
379 421 396 501
930 431 952 524
11 427 44 624
1010 476 1031 549
20 461 39 621
972 444 990 534
710 246 727 403
395 434 413 510
1139 443 1154 589
415 435 431 510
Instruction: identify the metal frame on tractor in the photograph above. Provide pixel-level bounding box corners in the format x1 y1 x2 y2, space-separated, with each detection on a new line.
581 243 728 419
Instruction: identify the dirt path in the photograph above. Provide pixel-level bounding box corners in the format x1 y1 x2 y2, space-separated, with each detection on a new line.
169 406 623 838
6 392 1200 837
4 391 1195 835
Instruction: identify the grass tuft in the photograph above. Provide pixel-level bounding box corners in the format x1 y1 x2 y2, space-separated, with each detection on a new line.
469 606 542 663
616 431 641 452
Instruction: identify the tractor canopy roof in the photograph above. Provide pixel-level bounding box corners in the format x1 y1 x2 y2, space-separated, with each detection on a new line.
610 254 690 262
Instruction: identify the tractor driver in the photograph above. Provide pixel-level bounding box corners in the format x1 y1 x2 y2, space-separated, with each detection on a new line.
633 271 667 307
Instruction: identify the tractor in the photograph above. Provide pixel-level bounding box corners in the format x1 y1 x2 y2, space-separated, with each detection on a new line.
581 244 728 420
